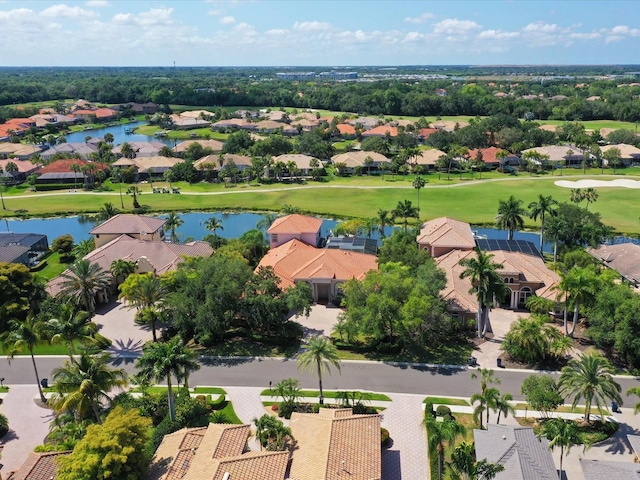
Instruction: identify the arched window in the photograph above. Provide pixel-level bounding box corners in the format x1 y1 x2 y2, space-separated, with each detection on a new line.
519 287 532 304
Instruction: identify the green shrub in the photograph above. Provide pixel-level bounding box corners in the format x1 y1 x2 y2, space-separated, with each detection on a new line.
278 402 295 419
436 405 452 417
424 401 435 419
312 403 321 413
0 413 9 438
352 403 377 415
381 427 390 447
210 394 226 407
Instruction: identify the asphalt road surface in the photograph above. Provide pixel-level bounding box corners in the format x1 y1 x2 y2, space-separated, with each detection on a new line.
2 356 640 403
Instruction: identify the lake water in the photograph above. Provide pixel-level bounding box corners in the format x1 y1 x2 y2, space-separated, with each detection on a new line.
63 121 174 147
3 212 536 248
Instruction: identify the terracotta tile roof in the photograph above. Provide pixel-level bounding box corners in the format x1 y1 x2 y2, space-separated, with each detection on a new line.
38 159 108 174
418 128 438 138
268 214 323 235
521 145 585 162
331 151 390 168
94 108 118 118
7 450 71 480
361 125 398 137
289 408 381 480
272 154 317 169
0 159 39 173
435 249 479 313
173 139 224 153
90 214 166 236
411 148 446 166
432 120 469 131
47 236 213 296
602 143 640 158
417 217 476 251
149 424 288 480
112 156 183 173
178 110 216 119
194 154 252 170
257 239 377 290
336 123 356 135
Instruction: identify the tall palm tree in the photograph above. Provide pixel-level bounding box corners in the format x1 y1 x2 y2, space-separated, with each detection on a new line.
559 353 622 422
202 216 224 236
555 266 599 337
496 195 526 240
110 259 136 285
471 386 499 429
377 208 391 238
528 194 558 254
47 307 103 360
69 163 81 190
495 392 515 424
118 273 167 342
58 259 111 317
97 202 119 222
164 212 183 243
460 250 508 337
135 336 200 421
391 199 419 232
537 418 585 477
297 336 341 405
425 415 466 480
583 187 599 210
119 142 136 159
412 176 426 213
1 316 49 403
126 186 141 209
51 353 128 423
570 188 584 205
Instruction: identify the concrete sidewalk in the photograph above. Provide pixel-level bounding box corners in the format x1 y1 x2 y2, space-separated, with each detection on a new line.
0 385 55 476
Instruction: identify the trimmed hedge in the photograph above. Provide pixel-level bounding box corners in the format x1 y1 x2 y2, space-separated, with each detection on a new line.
381 427 390 448
436 405 452 417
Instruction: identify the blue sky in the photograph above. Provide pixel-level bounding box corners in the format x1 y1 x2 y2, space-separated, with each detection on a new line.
1 0 639 66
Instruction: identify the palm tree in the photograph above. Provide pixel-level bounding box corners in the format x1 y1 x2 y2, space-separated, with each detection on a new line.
110 259 136 285
158 146 174 158
256 213 278 231
97 202 119 222
627 386 640 414
1 316 49 403
119 273 167 342
413 176 426 213
391 199 419 232
72 239 95 259
449 442 504 480
69 163 81 190
459 249 508 337
471 386 499 429
555 266 599 337
583 187 599 210
103 133 114 144
51 353 128 423
570 188 584 205
559 353 622 422
496 195 525 240
377 208 391 238
252 414 294 451
58 259 111 316
537 418 585 477
119 142 136 159
297 336 341 405
0 168 6 209
425 415 467 480
495 392 515 424
165 212 183 243
135 336 201 421
47 307 103 360
202 216 224 236
528 194 558 254
126 186 141 209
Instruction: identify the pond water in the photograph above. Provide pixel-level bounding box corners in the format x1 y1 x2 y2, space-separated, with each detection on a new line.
63 121 174 147
3 212 536 249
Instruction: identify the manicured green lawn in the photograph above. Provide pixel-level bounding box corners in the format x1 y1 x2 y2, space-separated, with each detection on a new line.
3 173 640 233
517 417 618 444
260 389 391 402
423 397 470 406
0 342 78 356
514 403 609 415
133 124 229 141
33 252 70 282
192 386 226 395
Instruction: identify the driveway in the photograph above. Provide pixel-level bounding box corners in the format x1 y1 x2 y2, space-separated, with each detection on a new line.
94 300 152 356
293 304 342 341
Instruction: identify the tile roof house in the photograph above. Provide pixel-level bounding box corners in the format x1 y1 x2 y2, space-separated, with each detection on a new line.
0 143 44 161
410 149 446 170
257 238 377 303
112 156 183 179
90 214 167 248
35 159 108 184
335 123 356 137
474 424 557 480
468 147 521 169
173 139 225 156
417 217 476 258
112 141 167 158
361 125 398 138
418 128 438 142
47 234 213 297
521 145 585 166
148 423 289 480
267 214 323 249
289 408 381 480
272 154 319 173
178 110 216 119
601 143 640 166
588 243 640 286
6 451 71 480
0 158 39 183
432 120 470 132
210 118 250 130
330 151 390 173
194 154 252 174
171 117 212 130
580 459 640 479
40 142 99 161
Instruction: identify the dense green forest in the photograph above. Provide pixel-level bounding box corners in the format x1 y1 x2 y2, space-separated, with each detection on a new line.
2 66 640 122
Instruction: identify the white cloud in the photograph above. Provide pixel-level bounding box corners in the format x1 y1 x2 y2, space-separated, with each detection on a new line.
220 16 235 24
293 21 331 31
40 4 97 19
404 31 425 42
0 8 33 21
569 32 600 41
86 0 108 7
610 25 640 36
404 13 434 24
523 22 561 33
113 8 174 27
478 29 520 40
432 18 481 35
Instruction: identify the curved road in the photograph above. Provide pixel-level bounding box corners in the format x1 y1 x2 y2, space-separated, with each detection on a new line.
2 356 640 403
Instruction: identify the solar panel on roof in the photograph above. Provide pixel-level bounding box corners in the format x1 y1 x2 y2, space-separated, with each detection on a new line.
475 238 541 257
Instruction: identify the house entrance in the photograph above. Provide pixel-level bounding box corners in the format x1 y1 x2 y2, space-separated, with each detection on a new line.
316 284 330 303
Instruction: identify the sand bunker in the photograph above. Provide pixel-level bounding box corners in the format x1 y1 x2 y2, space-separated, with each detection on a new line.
555 179 640 189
